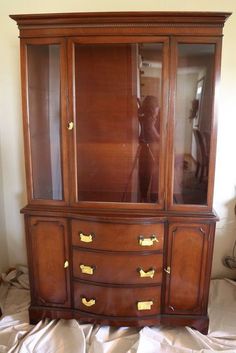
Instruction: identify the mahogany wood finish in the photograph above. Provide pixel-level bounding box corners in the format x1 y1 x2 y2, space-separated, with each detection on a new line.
11 11 230 333
71 219 164 251
74 282 161 317
164 223 214 315
27 45 54 200
74 44 137 203
73 250 163 284
26 217 71 307
167 36 223 212
19 37 70 206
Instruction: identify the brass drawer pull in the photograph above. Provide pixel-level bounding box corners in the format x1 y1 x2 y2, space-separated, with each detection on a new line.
138 235 159 246
79 232 94 243
81 297 96 307
137 301 153 311
138 268 155 278
80 264 95 275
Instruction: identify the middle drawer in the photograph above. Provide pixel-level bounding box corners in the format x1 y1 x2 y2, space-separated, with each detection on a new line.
73 250 163 285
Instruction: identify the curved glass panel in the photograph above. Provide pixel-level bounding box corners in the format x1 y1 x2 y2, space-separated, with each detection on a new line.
173 43 215 205
75 43 163 203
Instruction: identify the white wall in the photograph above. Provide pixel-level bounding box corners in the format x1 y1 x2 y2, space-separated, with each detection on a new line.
175 72 198 155
0 138 8 272
0 0 236 277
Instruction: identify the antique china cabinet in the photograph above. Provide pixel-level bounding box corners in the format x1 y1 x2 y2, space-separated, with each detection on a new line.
11 11 230 333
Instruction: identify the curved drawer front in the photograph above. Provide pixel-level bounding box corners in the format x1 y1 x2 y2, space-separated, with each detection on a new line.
74 282 161 317
73 250 163 284
72 220 164 251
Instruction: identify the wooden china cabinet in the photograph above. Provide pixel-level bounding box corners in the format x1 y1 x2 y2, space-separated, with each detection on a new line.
11 11 230 333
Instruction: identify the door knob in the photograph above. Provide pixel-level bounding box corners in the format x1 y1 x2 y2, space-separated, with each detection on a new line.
164 266 171 274
67 122 74 130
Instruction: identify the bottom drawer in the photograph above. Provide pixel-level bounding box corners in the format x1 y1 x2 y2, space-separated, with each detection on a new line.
74 282 161 317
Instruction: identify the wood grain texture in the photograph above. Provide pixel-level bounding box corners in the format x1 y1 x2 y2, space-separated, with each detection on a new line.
10 12 231 39
73 249 163 284
74 281 161 317
28 217 71 307
164 223 210 314
20 37 69 206
11 11 230 332
28 305 209 331
72 219 164 251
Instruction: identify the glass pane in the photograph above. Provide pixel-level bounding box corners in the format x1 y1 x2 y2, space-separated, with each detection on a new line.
75 43 162 203
27 44 63 200
173 43 215 205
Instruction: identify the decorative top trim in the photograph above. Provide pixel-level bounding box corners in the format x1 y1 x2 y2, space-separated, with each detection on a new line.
10 11 231 29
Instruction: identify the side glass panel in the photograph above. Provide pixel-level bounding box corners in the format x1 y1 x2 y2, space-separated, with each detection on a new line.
173 44 215 205
75 43 163 203
27 44 63 200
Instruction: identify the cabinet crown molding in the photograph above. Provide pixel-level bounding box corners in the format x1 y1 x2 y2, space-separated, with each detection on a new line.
10 11 231 29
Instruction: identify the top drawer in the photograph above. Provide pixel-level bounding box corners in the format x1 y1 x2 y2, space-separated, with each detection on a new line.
72 219 164 251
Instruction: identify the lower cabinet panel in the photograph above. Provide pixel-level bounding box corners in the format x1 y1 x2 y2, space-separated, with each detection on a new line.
27 216 71 307
164 222 215 315
24 214 215 333
74 282 161 317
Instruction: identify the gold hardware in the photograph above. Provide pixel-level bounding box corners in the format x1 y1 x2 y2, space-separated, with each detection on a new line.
169 305 175 311
67 121 74 130
138 235 159 246
81 297 96 307
139 268 155 279
64 260 69 268
164 266 171 274
137 301 153 311
80 264 95 275
79 233 94 243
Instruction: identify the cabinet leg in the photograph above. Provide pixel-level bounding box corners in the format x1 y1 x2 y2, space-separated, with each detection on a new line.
161 315 209 335
190 317 209 335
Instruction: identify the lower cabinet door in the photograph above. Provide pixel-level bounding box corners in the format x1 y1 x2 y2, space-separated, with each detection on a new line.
27 216 71 307
164 222 215 315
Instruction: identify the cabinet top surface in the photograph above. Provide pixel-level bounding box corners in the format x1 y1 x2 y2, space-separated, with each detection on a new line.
10 11 231 26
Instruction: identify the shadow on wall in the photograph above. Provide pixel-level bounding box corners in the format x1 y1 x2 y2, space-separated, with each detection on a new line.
213 197 236 279
0 135 9 272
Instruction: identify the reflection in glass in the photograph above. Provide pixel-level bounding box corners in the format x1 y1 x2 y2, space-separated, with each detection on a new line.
173 44 215 205
75 43 162 203
27 44 63 200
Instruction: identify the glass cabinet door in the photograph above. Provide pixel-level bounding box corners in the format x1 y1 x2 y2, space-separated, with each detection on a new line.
172 41 217 207
72 41 166 205
23 40 68 203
